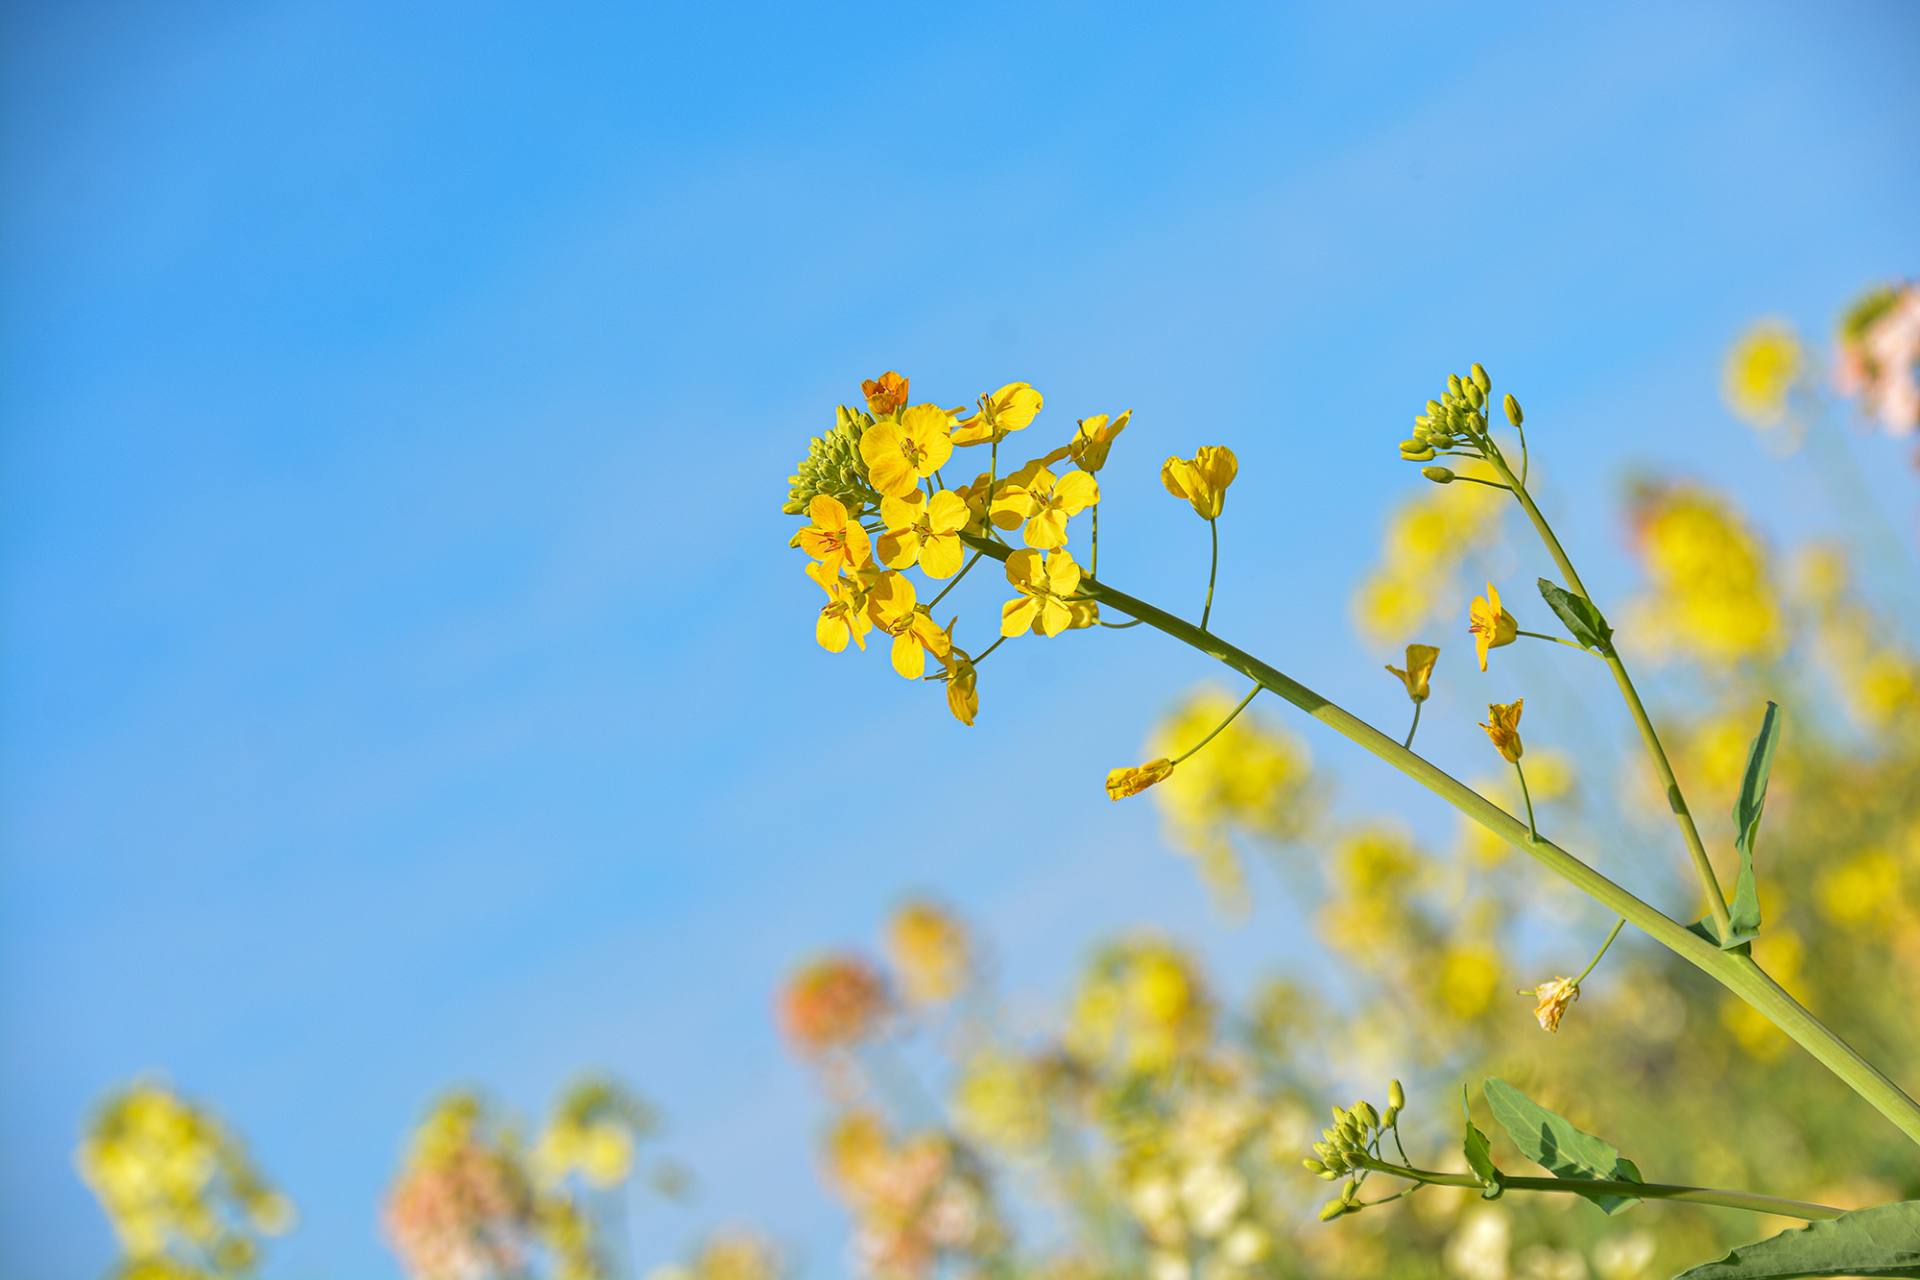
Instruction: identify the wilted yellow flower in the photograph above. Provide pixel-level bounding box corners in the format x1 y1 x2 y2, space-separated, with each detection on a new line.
1107 757 1175 800
1161 446 1238 519
866 572 952 678
1385 644 1439 702
1480 699 1525 762
1068 410 1131 473
991 462 1098 549
1467 583 1517 672
887 900 971 1004
1002 549 1090 637
1722 321 1803 427
1529 976 1580 1032
863 370 910 416
860 404 955 498
953 381 1044 445
940 650 979 726
877 489 969 577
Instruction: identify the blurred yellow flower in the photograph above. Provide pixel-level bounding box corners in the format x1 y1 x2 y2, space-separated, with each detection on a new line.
861 404 955 498
1722 321 1803 427
955 1050 1050 1153
1161 446 1238 520
887 900 971 1004
1626 482 1782 665
1467 582 1517 672
1816 848 1901 928
779 955 888 1054
1437 943 1502 1020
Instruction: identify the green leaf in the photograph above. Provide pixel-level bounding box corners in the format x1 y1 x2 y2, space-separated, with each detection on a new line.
1720 701 1781 950
1675 1200 1920 1278
1460 1085 1503 1199
1483 1078 1640 1214
1536 578 1614 653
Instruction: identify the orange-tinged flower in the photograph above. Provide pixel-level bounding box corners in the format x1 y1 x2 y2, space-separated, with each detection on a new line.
1069 410 1131 473
778 955 887 1053
952 382 1044 446
862 371 910 416
991 463 1099 549
866 571 952 678
1161 446 1238 519
877 489 970 577
1530 976 1579 1032
1002 549 1089 637
1468 582 1518 671
1385 644 1439 702
860 404 955 498
1106 757 1175 800
797 495 872 576
1480 698 1525 762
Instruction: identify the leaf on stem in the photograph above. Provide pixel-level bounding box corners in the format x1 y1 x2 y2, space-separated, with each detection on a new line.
1461 1085 1504 1200
1536 578 1614 653
1675 1199 1920 1278
1483 1078 1641 1214
1720 701 1781 951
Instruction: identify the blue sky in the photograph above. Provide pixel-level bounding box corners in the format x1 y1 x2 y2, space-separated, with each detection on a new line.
3 2 1916 1274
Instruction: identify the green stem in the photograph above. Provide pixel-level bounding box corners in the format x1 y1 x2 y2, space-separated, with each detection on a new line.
1575 917 1627 987
927 551 982 610
1515 628 1598 655
1202 517 1219 630
1448 474 1512 491
1090 503 1099 577
1514 759 1536 842
957 531 1920 1148
1174 683 1262 764
1350 1156 1840 1221
1487 454 1735 942
1403 701 1422 750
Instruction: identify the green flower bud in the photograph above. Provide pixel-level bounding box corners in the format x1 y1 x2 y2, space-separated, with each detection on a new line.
1355 1101 1379 1129
1303 1158 1327 1175
1422 466 1455 484
1399 445 1438 462
1341 1180 1362 1205
783 409 881 515
1504 393 1523 427
1464 380 1485 409
1389 1080 1405 1112
1312 1141 1335 1161
1471 362 1491 393
1426 399 1443 417
1318 1197 1349 1222
1447 373 1464 398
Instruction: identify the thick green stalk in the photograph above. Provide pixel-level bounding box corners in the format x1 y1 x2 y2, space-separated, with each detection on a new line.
1350 1156 1841 1221
960 532 1920 1147
1485 452 1735 941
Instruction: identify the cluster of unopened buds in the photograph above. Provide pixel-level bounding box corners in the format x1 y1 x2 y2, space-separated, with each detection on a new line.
1300 1081 1406 1221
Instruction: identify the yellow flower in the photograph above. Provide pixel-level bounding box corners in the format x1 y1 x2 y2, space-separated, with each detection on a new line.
1436 943 1501 1020
1529 976 1579 1032
862 370 910 417
866 571 951 678
1385 643 1439 702
876 489 969 577
1467 582 1518 671
796 494 872 576
1722 321 1802 427
859 403 954 498
991 463 1099 549
1480 698 1524 762
1069 410 1131 472
1161 445 1238 519
1106 757 1175 800
886 900 971 1004
1002 548 1089 637
940 650 979 725
952 380 1045 446
807 561 878 654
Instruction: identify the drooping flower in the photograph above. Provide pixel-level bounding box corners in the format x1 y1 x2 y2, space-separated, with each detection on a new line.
1106 757 1176 800
878 489 970 577
778 954 888 1053
866 571 952 678
1068 410 1131 473
1161 446 1238 519
1529 976 1579 1032
1385 643 1439 702
860 404 955 498
940 650 979 726
1001 549 1088 638
952 381 1044 446
1467 582 1518 672
797 494 872 576
991 464 1098 549
1480 698 1525 762
862 371 910 417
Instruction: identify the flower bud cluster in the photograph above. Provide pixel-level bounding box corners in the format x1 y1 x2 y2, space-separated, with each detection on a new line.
1299 1081 1404 1221
1401 363 1523 468
784 405 882 515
